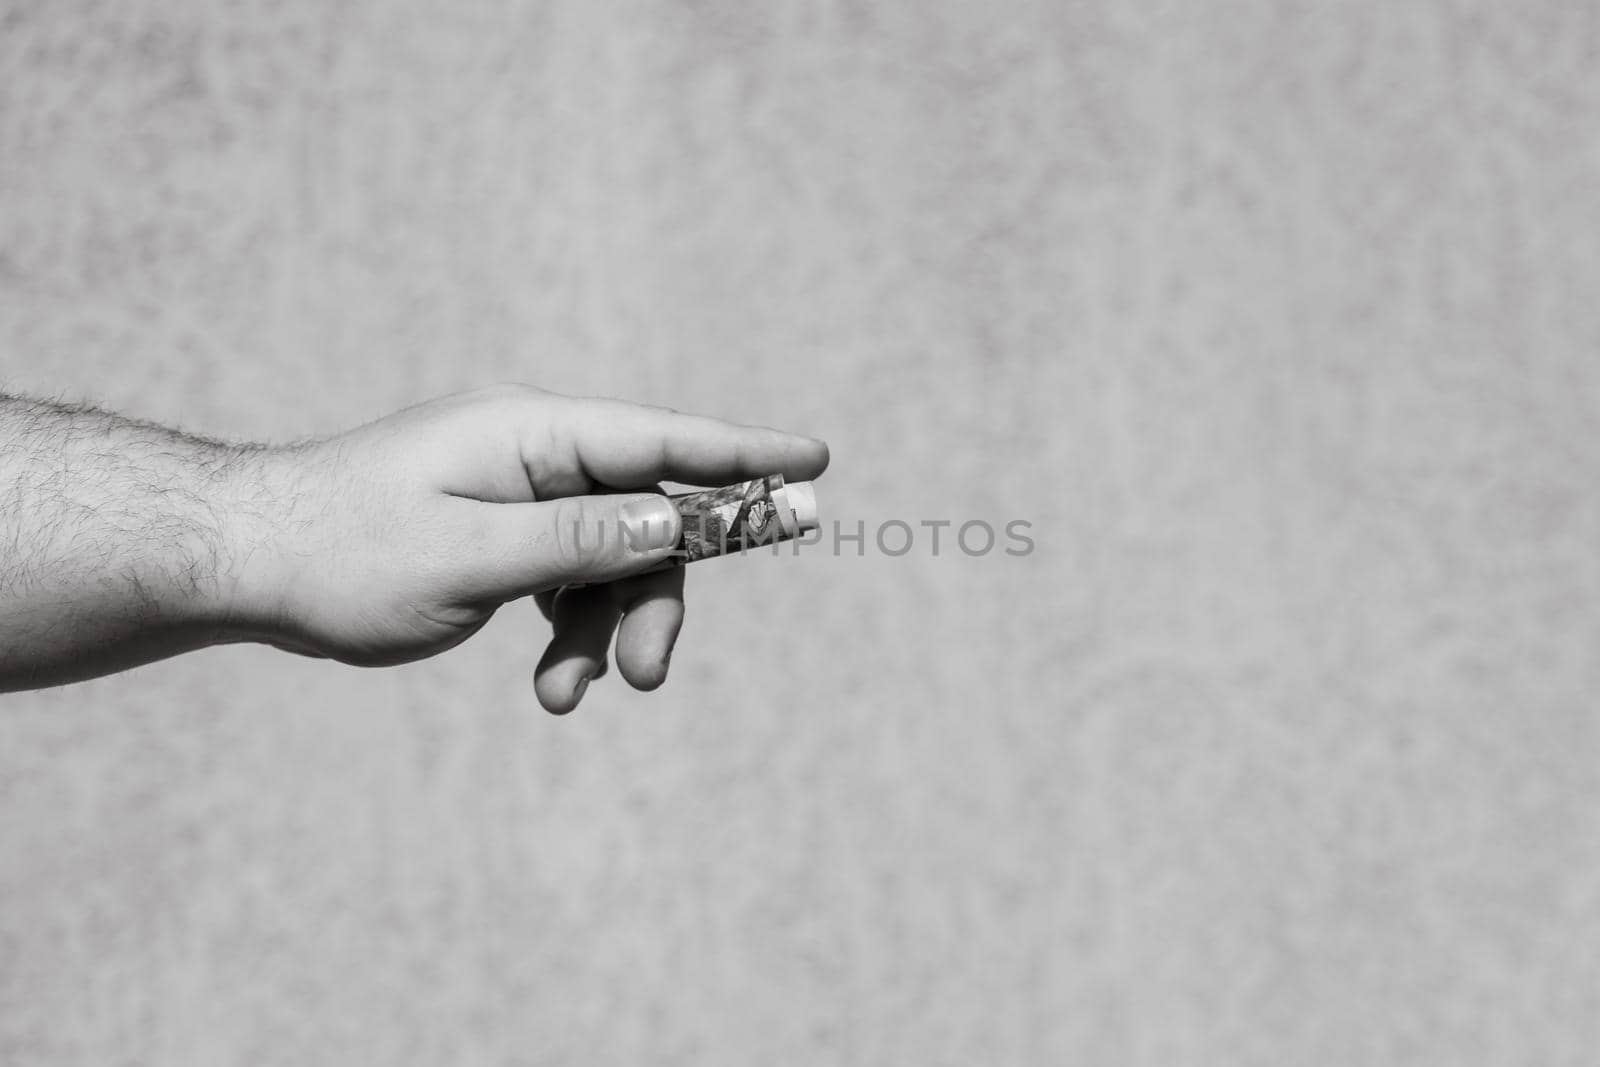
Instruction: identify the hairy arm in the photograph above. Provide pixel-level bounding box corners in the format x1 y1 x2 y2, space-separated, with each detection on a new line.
0 394 290 689
0 387 829 708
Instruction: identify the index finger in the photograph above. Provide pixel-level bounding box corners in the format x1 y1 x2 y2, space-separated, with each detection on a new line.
555 396 830 489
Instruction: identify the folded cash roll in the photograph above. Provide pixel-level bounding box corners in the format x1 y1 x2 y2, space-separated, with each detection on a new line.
671 474 819 563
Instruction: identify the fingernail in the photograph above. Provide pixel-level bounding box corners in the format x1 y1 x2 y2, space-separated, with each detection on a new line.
573 675 590 705
619 496 679 553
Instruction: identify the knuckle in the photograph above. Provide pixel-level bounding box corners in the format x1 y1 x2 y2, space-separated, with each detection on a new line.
475 382 544 407
551 496 601 570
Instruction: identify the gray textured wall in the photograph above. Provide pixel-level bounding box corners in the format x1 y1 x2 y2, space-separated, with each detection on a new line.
4 1 1600 1063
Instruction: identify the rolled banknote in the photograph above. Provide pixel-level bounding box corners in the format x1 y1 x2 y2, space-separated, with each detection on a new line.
668 474 819 563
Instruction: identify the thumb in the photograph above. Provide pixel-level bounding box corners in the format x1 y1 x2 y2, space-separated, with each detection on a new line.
453 493 683 601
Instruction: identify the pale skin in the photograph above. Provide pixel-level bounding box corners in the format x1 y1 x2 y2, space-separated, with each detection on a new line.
0 385 829 713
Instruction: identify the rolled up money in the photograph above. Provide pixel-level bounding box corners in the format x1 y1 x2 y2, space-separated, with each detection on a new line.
669 474 819 563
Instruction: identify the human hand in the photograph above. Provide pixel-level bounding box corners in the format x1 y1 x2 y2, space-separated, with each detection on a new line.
238 386 828 712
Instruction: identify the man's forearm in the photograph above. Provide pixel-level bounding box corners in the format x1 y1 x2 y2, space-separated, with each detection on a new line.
0 385 829 706
0 394 287 690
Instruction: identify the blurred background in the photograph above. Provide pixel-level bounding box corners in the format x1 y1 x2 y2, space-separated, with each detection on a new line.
3 1 1600 1063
